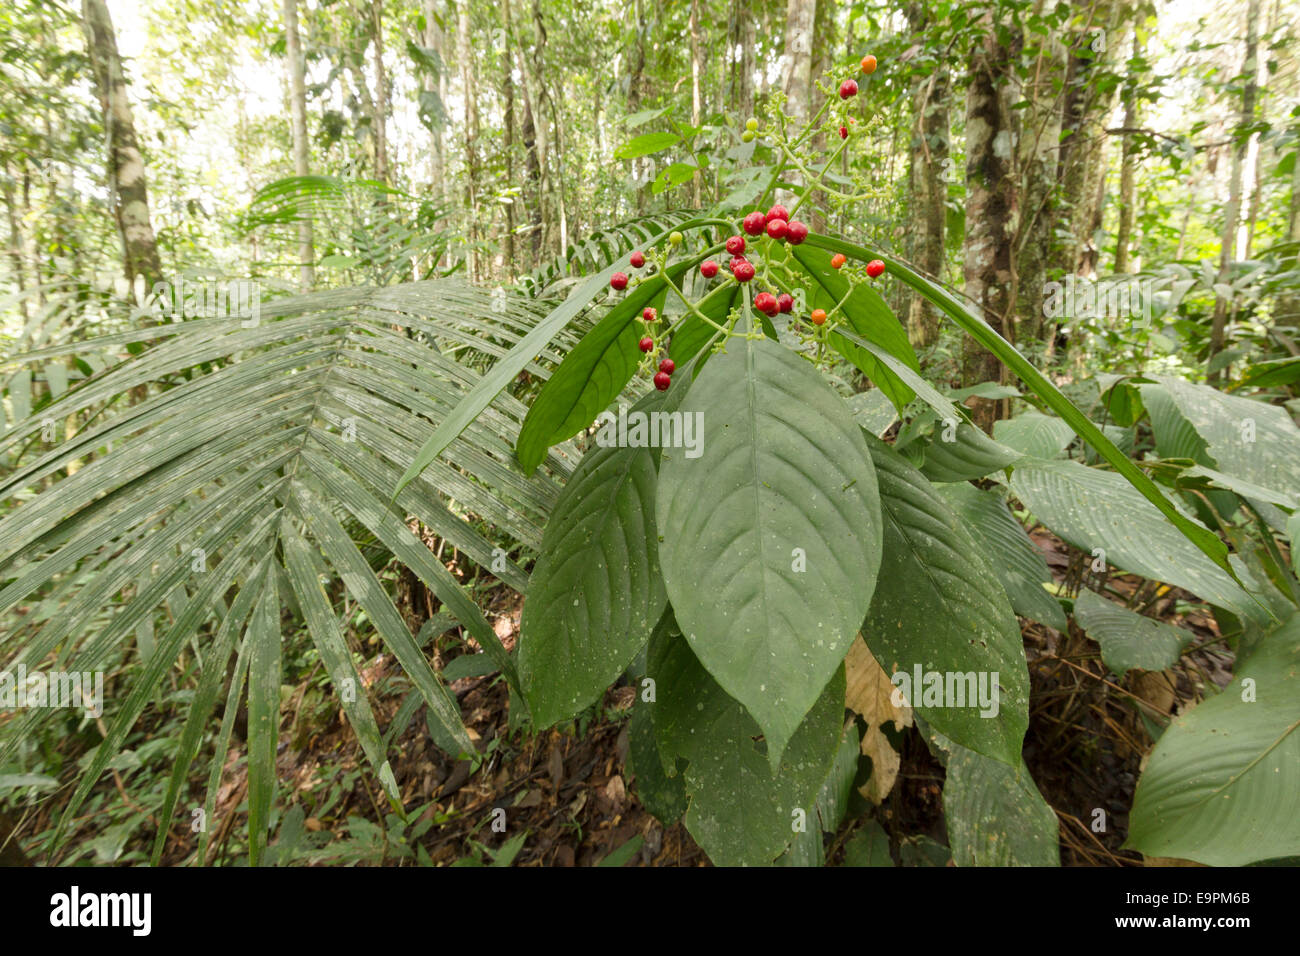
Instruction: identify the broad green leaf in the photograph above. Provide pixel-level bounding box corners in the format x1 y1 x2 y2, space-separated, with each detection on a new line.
656 335 882 767
614 131 682 159
649 628 845 867
1126 615 1300 866
1158 376 1300 502
1181 465 1300 510
519 389 667 728
396 217 720 496
516 264 687 473
789 244 919 410
943 745 1060 866
626 697 687 825
1009 458 1262 622
1140 382 1211 462
246 566 281 867
842 821 894 866
993 411 1075 460
934 482 1067 631
848 389 898 438
803 232 1235 580
920 421 1021 482
861 436 1029 766
1072 589 1188 678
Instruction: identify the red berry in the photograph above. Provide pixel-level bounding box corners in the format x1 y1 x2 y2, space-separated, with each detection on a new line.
765 204 789 224
659 358 675 375
733 260 756 282
653 371 672 391
830 253 847 269
642 307 657 322
611 272 629 290
742 211 766 236
766 218 788 240
629 250 645 268
639 336 654 352
726 235 746 255
866 259 886 278
701 260 719 278
754 292 777 315
777 293 794 313
730 255 748 271
839 79 858 99
840 125 848 140
786 220 809 245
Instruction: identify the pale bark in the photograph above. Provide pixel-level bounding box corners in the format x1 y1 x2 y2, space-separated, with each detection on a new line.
1114 34 1141 274
282 0 315 290
457 1 480 278
962 12 1020 431
82 0 163 298
780 0 816 129
904 2 950 348
1209 0 1260 382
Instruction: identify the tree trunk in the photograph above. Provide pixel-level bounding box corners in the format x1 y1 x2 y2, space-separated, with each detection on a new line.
501 2 517 277
1209 0 1260 382
457 1 480 278
282 0 315 291
81 0 163 300
690 0 702 207
628 0 648 212
369 0 391 185
962 12 1020 431
904 2 950 348
1114 33 1141 274
780 0 816 129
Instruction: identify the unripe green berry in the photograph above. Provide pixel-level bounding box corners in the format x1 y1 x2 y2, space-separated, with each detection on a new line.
742 130 755 142
745 118 758 131
669 231 684 246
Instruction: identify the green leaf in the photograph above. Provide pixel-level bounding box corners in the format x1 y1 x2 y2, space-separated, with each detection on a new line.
519 390 667 728
943 746 1060 866
516 264 685 473
656 335 882 767
396 218 717 496
993 411 1076 460
790 244 920 410
614 131 682 159
934 482 1067 631
1009 458 1261 622
246 567 281 867
649 629 845 867
803 232 1235 581
1157 376 1300 503
861 436 1029 766
920 420 1021 482
842 821 894 866
1126 614 1300 866
596 834 645 867
1072 589 1188 678
626 696 688 825
848 390 898 438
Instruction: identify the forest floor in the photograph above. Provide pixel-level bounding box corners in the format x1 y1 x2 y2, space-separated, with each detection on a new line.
16 528 1234 868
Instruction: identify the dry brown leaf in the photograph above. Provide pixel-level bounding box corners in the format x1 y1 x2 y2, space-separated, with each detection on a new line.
845 635 912 804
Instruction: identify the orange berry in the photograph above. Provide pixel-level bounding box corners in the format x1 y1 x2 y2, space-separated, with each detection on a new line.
810 308 827 326
830 253 847 269
861 55 877 75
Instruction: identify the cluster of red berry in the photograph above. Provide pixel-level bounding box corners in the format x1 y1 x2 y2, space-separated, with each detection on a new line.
630 298 675 390
696 205 809 287
837 55 877 138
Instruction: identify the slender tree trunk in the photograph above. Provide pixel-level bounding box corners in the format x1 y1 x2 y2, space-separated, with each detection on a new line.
628 0 648 212
1114 33 1141 274
2 158 29 322
423 0 446 203
282 0 315 291
780 0 816 129
370 0 391 185
81 0 163 300
690 0 702 207
457 1 480 278
904 3 950 348
1209 0 1260 382
501 2 516 277
962 12 1020 430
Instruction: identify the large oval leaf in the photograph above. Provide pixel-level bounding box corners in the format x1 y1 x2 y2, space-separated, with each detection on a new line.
1009 458 1261 622
943 745 1060 867
518 389 668 728
1073 588 1188 678
934 481 1067 631
656 335 881 767
649 627 845 867
861 436 1029 766
1126 614 1300 865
